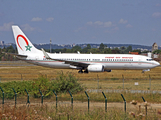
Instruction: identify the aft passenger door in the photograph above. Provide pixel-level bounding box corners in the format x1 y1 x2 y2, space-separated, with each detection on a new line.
138 57 142 65
35 56 39 60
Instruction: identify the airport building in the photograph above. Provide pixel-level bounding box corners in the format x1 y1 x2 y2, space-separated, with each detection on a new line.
0 41 4 45
152 42 158 52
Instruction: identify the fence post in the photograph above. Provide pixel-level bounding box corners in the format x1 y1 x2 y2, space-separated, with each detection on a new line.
102 92 107 112
0 87 4 104
85 91 90 112
25 89 30 105
121 94 126 113
53 90 57 110
97 74 99 93
68 91 73 110
39 89 43 104
142 96 147 116
12 88 17 107
142 96 145 102
149 75 151 90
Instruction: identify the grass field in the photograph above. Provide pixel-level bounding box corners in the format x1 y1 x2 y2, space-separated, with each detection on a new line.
0 63 161 102
1 62 161 119
0 64 161 90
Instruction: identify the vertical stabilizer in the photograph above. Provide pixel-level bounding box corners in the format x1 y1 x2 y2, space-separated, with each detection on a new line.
12 25 40 55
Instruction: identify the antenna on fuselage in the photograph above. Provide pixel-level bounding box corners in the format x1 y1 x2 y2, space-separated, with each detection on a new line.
77 51 80 54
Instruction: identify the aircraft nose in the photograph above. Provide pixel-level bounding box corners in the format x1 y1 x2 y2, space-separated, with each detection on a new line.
155 61 160 66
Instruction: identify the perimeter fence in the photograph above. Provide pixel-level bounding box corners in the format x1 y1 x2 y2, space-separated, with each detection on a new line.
0 88 152 112
0 88 159 119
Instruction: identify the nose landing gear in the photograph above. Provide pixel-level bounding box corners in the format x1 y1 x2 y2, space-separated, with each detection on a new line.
78 69 89 74
84 69 88 73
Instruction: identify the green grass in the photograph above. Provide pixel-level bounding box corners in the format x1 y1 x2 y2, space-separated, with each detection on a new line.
79 79 161 90
0 63 161 103
0 63 161 80
0 65 161 90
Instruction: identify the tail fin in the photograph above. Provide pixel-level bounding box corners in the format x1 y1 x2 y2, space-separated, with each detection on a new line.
12 25 40 55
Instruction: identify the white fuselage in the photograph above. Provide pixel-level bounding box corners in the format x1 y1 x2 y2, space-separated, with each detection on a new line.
12 25 160 72
24 51 160 70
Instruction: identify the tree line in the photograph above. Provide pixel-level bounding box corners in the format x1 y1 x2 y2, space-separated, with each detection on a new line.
46 43 143 54
0 46 17 61
0 43 160 61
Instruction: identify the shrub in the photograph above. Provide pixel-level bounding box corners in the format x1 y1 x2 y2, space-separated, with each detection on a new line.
51 71 83 93
0 72 83 99
32 74 52 98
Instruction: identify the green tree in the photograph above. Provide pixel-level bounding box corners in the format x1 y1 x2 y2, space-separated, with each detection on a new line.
99 43 105 51
71 45 82 53
82 44 91 53
0 46 17 61
112 48 120 54
66 49 72 53
120 46 126 54
62 48 67 53
142 50 149 53
153 49 161 54
125 46 132 53
86 44 91 49
6 46 15 53
104 48 112 54
90 48 100 54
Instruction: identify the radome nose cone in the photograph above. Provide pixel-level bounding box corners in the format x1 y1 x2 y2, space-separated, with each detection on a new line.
156 61 160 66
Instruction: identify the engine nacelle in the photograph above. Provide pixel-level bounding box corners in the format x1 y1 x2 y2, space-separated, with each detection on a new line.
87 65 104 72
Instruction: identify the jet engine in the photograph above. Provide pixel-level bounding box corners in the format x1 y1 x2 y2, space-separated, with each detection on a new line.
87 65 104 72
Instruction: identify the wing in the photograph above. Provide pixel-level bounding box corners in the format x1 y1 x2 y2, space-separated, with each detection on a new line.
41 48 89 68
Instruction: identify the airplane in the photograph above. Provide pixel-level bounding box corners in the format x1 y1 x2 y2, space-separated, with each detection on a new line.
11 25 160 73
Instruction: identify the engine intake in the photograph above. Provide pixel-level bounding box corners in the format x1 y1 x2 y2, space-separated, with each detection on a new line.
87 65 104 72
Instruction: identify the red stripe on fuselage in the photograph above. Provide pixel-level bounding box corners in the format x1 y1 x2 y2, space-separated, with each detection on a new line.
27 60 156 65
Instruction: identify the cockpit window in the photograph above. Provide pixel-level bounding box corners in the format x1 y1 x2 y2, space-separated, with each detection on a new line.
147 59 153 61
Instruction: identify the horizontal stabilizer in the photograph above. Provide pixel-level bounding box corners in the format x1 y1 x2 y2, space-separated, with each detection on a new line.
2 52 27 58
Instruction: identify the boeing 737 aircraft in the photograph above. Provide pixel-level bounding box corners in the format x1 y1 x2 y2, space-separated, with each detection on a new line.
12 25 160 73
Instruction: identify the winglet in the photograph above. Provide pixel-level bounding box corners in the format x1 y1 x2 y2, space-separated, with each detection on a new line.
41 48 51 59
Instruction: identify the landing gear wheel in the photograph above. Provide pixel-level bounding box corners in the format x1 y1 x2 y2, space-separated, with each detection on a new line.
78 69 83 73
84 69 88 73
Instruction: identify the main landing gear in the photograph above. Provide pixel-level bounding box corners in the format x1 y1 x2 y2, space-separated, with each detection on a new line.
84 69 88 73
78 69 83 73
78 69 88 74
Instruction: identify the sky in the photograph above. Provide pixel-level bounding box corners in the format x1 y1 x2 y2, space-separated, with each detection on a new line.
0 0 161 46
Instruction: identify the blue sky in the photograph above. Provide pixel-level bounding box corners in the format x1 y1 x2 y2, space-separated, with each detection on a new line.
0 0 161 46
